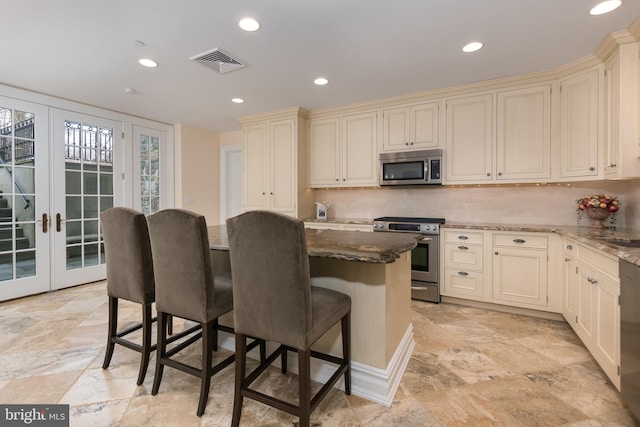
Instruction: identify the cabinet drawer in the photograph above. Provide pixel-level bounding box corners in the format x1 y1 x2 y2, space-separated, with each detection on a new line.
444 230 483 245
577 244 619 282
443 268 484 297
445 243 483 270
493 233 547 249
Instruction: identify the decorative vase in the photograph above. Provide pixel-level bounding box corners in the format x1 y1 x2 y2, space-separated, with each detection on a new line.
585 207 610 228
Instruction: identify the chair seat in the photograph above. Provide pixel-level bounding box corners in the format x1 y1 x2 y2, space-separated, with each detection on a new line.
308 286 351 347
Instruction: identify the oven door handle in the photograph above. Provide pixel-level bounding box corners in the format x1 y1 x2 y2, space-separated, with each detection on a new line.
411 285 430 291
418 237 433 242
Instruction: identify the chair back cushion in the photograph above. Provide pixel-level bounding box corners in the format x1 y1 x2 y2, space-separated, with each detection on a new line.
226 211 311 348
100 207 155 304
147 209 215 322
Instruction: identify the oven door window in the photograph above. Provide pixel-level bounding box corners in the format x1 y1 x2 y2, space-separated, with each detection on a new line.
383 161 424 181
411 243 430 272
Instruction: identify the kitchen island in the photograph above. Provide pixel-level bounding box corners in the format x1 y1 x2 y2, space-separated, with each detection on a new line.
207 225 418 406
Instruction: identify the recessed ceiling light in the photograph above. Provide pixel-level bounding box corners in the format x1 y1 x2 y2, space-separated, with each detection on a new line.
314 77 329 86
239 17 260 32
138 58 158 68
232 98 244 104
124 88 137 94
590 0 622 15
462 42 484 53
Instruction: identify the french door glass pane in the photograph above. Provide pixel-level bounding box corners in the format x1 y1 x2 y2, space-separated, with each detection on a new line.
64 120 113 270
140 134 160 215
0 107 37 281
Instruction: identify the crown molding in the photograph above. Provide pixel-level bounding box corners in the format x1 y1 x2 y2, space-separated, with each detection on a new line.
594 29 638 61
238 106 309 124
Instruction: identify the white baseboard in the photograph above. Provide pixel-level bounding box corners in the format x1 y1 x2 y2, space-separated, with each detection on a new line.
217 324 415 407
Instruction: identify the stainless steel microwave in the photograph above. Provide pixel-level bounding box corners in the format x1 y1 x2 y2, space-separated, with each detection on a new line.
379 149 442 186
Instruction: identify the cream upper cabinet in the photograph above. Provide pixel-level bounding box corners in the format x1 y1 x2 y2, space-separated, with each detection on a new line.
308 111 378 188
382 102 439 152
603 42 640 179
445 85 551 184
241 108 313 218
559 68 600 179
308 117 340 186
496 85 551 181
444 94 494 183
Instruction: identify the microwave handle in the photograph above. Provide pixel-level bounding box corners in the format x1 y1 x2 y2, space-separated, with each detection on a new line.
424 161 429 181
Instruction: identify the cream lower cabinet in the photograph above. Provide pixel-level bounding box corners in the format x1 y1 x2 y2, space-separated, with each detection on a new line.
566 243 620 389
492 233 548 309
442 229 555 312
241 108 313 218
442 230 485 298
308 111 378 188
562 238 578 322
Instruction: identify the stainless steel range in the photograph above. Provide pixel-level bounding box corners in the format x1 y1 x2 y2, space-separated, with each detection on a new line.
373 216 445 303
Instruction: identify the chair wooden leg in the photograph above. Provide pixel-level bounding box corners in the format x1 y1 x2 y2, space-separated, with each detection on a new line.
281 346 288 374
197 321 213 417
342 312 351 395
167 314 173 336
151 312 167 396
102 296 118 370
298 348 311 427
231 334 247 427
137 303 153 385
212 319 219 352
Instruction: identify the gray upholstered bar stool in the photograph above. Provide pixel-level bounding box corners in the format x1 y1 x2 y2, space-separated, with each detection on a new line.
100 207 158 385
226 210 351 427
147 208 236 417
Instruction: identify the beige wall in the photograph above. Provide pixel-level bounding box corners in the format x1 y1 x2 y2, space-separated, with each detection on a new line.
174 124 221 224
315 179 640 230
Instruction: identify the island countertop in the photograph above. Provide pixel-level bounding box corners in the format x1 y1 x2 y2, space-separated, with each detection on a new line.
207 224 418 263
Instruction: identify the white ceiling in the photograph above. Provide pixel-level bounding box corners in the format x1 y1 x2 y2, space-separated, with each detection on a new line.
2 1 639 132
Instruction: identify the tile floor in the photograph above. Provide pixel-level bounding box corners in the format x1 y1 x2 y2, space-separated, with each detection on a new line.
0 281 638 426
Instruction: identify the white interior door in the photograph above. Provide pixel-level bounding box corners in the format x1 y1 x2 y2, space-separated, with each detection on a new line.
0 97 50 301
133 125 171 215
52 110 123 290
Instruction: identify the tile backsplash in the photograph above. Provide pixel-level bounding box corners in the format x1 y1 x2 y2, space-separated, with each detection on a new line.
315 179 640 229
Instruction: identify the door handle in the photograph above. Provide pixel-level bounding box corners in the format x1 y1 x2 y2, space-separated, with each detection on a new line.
56 213 65 232
40 213 48 233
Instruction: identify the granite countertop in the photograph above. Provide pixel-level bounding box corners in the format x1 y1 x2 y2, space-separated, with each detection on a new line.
443 222 640 267
302 217 373 225
207 224 418 264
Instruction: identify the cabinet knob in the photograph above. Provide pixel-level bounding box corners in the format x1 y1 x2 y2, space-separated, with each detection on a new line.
458 245 469 250
564 257 571 262
270 192 274 195
336 178 339 181
566 245 573 250
486 172 491 177
610 163 617 168
410 142 414 145
498 172 503 176
589 166 595 171
494 251 499 255
262 192 266 195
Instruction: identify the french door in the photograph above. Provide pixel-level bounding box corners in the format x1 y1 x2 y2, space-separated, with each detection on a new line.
52 110 123 289
0 97 50 301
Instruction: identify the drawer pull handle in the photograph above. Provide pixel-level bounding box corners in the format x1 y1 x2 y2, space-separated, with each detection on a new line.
513 239 526 244
458 235 469 240
458 271 469 276
458 245 469 250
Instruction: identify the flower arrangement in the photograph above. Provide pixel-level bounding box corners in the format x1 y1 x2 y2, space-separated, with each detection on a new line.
576 194 620 227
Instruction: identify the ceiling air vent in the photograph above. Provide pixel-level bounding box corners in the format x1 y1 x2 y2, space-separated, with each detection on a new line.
189 48 245 74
